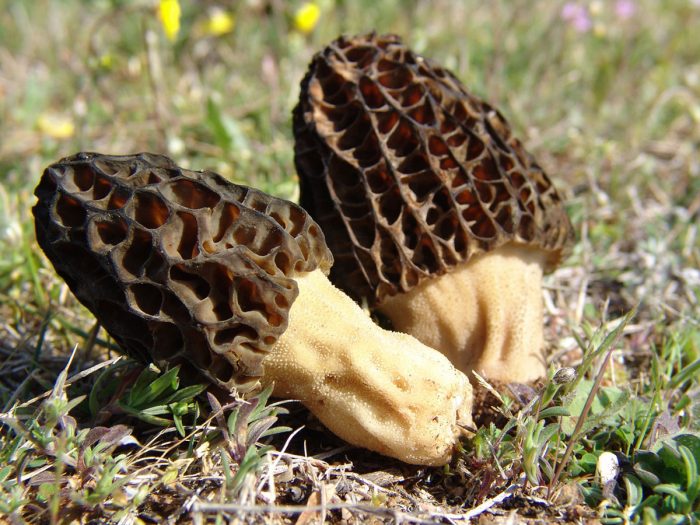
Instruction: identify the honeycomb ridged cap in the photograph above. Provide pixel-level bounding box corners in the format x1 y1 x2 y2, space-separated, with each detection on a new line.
33 152 332 394
294 33 574 306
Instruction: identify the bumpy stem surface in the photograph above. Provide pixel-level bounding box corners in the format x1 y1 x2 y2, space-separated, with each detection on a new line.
379 244 548 384
262 269 473 466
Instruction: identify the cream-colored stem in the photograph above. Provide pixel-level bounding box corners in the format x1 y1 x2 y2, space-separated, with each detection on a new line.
262 269 473 466
379 244 547 384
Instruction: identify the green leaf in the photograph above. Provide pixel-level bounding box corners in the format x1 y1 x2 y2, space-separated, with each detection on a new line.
249 384 274 422
37 482 59 502
173 413 185 437
205 97 250 155
206 97 233 152
539 406 571 419
134 366 180 407
633 451 662 487
653 483 688 505
657 443 686 484
229 445 264 495
577 452 600 474
678 444 699 504
614 425 635 450
127 367 159 405
674 434 700 462
66 394 87 412
641 506 659 524
260 425 292 439
162 384 207 404
0 466 12 483
623 474 644 508
168 401 190 417
668 358 700 389
139 405 171 417
247 416 279 445
227 406 240 438
118 404 172 426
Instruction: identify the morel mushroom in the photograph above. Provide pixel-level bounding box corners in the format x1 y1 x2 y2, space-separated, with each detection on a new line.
293 34 574 384
33 152 473 465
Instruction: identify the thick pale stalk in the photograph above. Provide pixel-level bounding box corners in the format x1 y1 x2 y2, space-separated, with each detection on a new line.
379 244 547 384
262 269 473 466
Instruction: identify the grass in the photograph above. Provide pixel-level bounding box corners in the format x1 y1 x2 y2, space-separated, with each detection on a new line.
1 0 699 522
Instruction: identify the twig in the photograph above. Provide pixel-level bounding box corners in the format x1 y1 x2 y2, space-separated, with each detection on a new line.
257 425 306 497
310 444 354 461
340 471 404 497
462 482 519 520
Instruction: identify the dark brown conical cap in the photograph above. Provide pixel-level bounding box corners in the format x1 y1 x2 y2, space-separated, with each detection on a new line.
33 152 332 394
294 33 574 306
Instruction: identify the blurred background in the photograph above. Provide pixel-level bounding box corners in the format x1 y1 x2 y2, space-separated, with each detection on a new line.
1 0 699 379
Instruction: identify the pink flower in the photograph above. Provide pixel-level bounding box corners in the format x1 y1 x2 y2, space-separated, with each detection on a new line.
561 2 581 19
561 2 592 33
615 0 636 19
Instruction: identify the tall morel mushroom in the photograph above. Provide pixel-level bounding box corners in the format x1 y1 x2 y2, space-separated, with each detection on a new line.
293 34 574 384
33 152 473 465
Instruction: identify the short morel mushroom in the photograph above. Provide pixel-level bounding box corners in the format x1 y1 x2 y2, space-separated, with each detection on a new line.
33 152 473 465
293 33 574 384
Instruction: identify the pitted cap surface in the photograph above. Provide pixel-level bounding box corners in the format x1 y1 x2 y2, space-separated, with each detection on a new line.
33 152 332 393
294 33 574 305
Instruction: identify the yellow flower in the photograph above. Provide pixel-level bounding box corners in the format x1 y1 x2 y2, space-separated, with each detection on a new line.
294 2 320 35
99 53 113 69
158 0 181 42
37 114 75 140
589 0 603 16
204 8 235 36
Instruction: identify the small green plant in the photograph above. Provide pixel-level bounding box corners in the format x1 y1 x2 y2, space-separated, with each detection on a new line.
0 354 144 521
635 434 700 519
583 433 700 524
0 329 296 521
0 463 28 518
208 385 291 497
468 310 700 523
89 361 206 436
470 310 635 483
575 329 700 523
